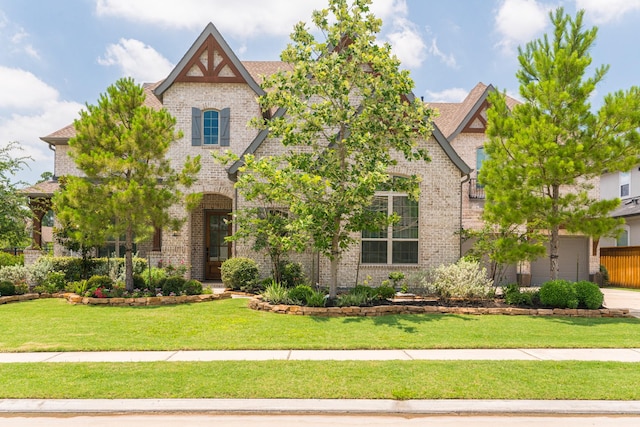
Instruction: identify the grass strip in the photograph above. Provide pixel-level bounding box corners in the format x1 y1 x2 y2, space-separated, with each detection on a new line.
1 360 639 400
1 298 639 352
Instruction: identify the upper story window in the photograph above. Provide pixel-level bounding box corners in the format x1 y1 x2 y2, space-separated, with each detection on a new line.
191 107 230 147
620 171 630 198
203 110 220 145
476 147 486 177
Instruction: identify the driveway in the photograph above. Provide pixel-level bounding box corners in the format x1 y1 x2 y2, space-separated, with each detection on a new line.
601 288 640 317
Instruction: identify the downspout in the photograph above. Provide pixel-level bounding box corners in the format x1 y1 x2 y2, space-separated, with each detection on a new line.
460 172 471 259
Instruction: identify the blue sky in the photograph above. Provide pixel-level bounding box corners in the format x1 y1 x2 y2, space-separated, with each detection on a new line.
1 0 639 185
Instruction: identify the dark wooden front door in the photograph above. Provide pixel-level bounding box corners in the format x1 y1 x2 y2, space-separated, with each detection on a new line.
205 211 232 280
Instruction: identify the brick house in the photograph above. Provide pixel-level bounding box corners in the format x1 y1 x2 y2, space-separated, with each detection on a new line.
428 82 600 285
25 22 473 286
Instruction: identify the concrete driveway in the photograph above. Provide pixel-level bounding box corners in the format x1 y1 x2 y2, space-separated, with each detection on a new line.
601 288 640 317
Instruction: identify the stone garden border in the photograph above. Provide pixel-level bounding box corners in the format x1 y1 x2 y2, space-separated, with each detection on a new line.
0 292 236 307
248 298 632 318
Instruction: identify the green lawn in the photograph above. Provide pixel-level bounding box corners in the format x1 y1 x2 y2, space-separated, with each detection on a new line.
1 298 639 351
1 360 639 400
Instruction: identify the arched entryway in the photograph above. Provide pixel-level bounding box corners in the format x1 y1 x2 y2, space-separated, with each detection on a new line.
191 194 233 281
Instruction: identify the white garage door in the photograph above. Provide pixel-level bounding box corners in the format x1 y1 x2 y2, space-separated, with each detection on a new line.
530 237 589 285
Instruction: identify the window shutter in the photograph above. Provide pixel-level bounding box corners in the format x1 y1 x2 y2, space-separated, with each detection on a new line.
220 107 230 147
191 107 202 146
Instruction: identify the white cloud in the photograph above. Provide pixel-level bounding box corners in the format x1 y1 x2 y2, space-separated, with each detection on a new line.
0 66 59 110
0 13 40 60
425 87 469 103
428 38 457 69
0 67 82 184
385 17 427 68
95 0 325 37
494 0 550 53
575 0 640 24
98 38 174 83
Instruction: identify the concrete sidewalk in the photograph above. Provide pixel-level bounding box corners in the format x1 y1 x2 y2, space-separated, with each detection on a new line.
1 348 640 362
1 398 640 416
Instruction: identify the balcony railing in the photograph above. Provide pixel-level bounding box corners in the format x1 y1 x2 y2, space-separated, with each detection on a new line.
468 178 485 199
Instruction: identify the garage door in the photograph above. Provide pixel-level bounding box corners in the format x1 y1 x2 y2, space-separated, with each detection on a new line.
530 237 589 285
462 238 518 285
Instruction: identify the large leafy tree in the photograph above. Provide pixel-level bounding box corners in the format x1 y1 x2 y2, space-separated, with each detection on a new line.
236 0 433 297
0 141 31 247
481 8 640 280
54 78 201 290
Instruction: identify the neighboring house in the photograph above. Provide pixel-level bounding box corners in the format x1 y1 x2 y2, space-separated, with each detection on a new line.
427 83 599 285
24 22 471 287
600 167 640 247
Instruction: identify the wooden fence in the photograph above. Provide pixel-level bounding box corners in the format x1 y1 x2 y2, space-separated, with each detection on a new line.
600 246 640 289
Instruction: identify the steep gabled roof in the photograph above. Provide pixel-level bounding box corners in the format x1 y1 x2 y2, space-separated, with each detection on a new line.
427 82 521 141
155 22 265 99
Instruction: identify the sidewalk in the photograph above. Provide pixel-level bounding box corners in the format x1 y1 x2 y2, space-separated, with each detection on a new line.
2 348 640 363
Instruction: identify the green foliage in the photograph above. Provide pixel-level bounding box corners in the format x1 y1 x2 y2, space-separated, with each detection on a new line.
0 252 22 267
539 280 579 309
86 275 114 291
482 8 640 281
574 280 604 309
388 271 405 289
220 257 259 291
403 271 435 296
336 291 371 307
223 0 434 298
183 279 203 296
305 289 328 307
502 283 538 306
375 284 396 300
428 259 495 300
160 276 187 296
0 280 15 296
261 280 289 304
0 142 31 248
65 280 89 295
13 283 28 295
53 77 201 291
287 284 315 305
141 267 167 288
599 265 610 286
278 260 306 288
43 271 67 292
0 265 29 287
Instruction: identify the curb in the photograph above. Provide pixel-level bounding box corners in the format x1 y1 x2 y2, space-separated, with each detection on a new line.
2 399 640 416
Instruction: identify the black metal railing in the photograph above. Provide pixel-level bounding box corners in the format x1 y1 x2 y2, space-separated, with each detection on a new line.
468 178 485 199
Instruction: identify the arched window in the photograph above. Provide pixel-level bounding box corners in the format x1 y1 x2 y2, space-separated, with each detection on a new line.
203 110 220 145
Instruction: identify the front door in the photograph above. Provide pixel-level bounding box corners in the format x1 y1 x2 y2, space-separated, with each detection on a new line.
205 211 232 280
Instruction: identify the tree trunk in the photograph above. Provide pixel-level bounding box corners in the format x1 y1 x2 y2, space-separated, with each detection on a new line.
549 184 560 281
125 226 134 292
329 232 340 299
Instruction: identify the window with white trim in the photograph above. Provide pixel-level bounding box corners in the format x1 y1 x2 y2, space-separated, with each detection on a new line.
620 171 630 198
617 227 630 247
361 191 419 264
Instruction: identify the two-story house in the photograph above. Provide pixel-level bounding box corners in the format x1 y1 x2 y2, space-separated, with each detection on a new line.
428 83 599 285
25 22 471 287
600 168 640 247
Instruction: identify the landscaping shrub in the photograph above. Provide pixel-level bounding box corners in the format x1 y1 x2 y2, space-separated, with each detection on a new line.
221 257 259 291
305 289 327 307
374 284 397 300
574 280 604 309
502 283 535 306
539 280 578 309
261 280 289 304
160 276 187 296
183 279 203 296
141 267 167 288
287 284 314 305
86 275 114 291
404 270 436 296
0 252 22 267
336 291 371 307
278 260 306 288
13 283 28 295
429 259 495 300
43 271 67 293
65 280 89 295
0 280 16 296
0 265 30 287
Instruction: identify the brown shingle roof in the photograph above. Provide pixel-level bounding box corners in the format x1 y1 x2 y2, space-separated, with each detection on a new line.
21 180 60 197
242 61 292 85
